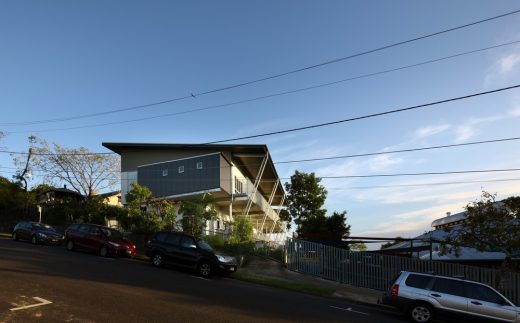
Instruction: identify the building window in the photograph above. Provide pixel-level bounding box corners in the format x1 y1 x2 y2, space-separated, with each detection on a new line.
178 166 184 173
234 176 243 193
196 161 203 169
162 169 168 177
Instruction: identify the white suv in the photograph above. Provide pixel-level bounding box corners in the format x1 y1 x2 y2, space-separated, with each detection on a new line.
381 271 519 322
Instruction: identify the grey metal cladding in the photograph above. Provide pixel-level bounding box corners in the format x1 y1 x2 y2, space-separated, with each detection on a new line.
137 154 221 198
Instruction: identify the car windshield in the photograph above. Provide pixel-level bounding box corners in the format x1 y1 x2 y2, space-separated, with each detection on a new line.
101 228 124 239
197 240 213 251
33 223 56 232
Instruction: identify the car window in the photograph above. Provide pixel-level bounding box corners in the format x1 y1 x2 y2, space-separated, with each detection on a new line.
466 283 505 304
68 224 79 231
197 240 213 251
165 234 180 246
89 227 101 235
154 232 168 242
405 274 433 289
78 225 91 233
431 278 466 297
181 236 196 248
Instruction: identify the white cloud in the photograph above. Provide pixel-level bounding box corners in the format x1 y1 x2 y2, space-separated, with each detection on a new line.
367 155 403 171
454 125 474 142
413 124 451 139
499 53 520 74
509 107 520 117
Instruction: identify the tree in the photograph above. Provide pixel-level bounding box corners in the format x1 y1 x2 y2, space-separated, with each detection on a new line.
0 176 29 229
443 191 520 268
228 215 254 244
30 138 119 197
284 171 327 232
121 182 177 235
298 210 351 241
350 242 367 252
179 194 217 238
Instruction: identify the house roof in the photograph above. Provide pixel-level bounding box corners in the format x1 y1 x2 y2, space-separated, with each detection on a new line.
383 228 506 261
41 187 83 196
97 190 121 198
431 211 467 228
102 142 286 206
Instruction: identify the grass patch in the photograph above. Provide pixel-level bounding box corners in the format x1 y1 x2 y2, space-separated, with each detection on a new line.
0 232 12 238
231 272 335 297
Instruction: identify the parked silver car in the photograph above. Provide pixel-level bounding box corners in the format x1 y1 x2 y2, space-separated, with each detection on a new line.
381 271 519 322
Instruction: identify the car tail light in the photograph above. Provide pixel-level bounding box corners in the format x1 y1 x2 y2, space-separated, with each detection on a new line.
391 284 399 297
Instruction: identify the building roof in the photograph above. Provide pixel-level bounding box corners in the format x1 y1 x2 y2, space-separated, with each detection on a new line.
431 211 467 228
102 142 286 206
97 190 121 198
41 187 83 196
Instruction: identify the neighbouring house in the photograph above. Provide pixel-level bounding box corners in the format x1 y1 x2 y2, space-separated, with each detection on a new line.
96 190 122 207
38 185 84 207
102 142 288 243
380 209 506 266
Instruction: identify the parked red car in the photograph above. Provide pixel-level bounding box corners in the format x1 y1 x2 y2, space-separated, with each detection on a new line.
65 223 136 258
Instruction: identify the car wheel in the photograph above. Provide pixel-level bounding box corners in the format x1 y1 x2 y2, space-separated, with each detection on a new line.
31 235 37 245
198 261 212 278
409 303 433 323
152 253 164 267
66 240 75 251
12 232 18 241
99 246 108 257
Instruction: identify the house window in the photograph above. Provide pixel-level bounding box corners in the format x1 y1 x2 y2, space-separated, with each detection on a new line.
162 169 168 177
196 161 203 169
234 176 243 193
178 166 184 173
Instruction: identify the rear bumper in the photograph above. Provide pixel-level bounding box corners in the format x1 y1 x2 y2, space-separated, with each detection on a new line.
381 294 412 310
109 246 137 258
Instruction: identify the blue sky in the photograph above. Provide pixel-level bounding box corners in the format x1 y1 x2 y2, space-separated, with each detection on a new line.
1 1 520 242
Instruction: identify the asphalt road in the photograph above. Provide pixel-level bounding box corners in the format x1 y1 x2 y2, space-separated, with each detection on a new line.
0 237 409 323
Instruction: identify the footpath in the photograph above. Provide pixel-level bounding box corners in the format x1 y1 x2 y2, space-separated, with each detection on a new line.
237 256 382 305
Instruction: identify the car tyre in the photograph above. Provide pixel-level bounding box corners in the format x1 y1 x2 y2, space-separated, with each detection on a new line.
409 302 433 323
198 261 212 278
31 235 37 245
99 246 108 257
152 252 164 267
12 232 18 241
66 240 75 251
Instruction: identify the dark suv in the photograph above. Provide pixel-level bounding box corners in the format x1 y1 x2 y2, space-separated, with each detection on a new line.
12 221 64 245
146 231 238 278
381 271 519 322
65 223 137 258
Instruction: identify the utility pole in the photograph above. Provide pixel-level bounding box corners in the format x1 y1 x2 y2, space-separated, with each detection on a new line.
17 148 32 217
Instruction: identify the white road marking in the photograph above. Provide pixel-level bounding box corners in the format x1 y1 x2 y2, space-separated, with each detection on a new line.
328 305 369 316
190 275 209 281
10 297 52 311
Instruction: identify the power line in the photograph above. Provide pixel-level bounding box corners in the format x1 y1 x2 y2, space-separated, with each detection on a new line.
6 40 520 134
3 167 520 181
2 9 519 126
206 84 520 143
318 168 520 179
3 135 520 169
276 136 520 164
328 178 520 189
0 150 115 156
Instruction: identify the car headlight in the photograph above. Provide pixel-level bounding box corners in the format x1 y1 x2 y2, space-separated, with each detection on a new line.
216 255 234 263
108 241 120 247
